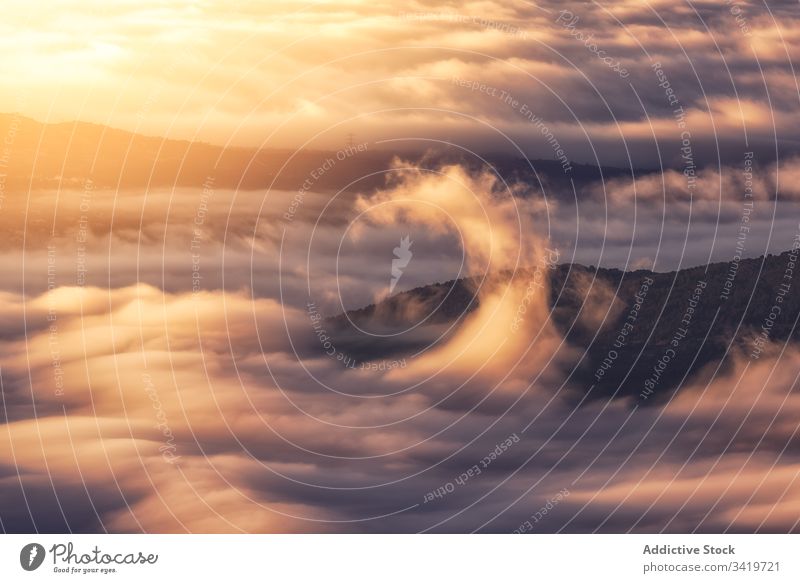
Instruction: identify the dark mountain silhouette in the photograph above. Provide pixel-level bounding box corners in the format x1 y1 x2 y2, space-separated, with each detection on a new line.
328 251 800 401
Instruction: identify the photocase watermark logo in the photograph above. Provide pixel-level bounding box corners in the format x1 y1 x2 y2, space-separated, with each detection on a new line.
18 542 158 575
20 543 46 571
389 235 413 294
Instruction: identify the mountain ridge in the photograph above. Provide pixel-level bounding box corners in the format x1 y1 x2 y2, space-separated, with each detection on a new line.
0 112 644 193
327 250 800 400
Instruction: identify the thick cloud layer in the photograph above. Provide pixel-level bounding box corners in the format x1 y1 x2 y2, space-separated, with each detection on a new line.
1 161 799 533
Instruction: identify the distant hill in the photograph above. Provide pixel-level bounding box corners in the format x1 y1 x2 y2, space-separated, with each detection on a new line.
0 113 636 194
328 251 800 401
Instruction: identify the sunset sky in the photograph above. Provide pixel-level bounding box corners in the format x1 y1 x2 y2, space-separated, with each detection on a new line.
1 1 798 165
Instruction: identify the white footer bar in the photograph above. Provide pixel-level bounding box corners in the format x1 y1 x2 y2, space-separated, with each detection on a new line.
1 534 797 582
